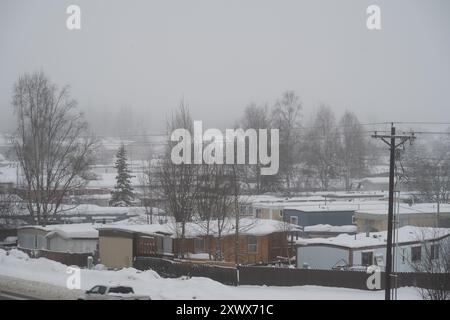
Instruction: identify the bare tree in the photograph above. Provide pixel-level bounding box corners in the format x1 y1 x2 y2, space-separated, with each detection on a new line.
339 111 367 191
0 188 18 228
239 103 280 193
158 101 199 258
140 159 165 224
194 164 231 260
406 230 450 300
271 91 302 194
11 71 96 225
304 105 341 191
405 137 450 226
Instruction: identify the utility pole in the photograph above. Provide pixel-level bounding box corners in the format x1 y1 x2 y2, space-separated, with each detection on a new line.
372 124 415 300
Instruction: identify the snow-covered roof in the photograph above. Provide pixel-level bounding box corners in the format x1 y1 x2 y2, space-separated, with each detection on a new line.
304 224 357 233
19 223 100 239
241 192 387 207
296 226 450 249
86 172 142 188
0 164 19 184
57 204 140 216
101 218 301 238
358 177 389 184
284 200 384 213
98 223 173 236
356 203 450 215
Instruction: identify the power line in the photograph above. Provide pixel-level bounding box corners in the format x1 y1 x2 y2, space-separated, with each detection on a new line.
372 124 416 301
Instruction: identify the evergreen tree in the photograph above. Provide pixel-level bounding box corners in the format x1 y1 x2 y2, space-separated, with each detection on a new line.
111 144 134 206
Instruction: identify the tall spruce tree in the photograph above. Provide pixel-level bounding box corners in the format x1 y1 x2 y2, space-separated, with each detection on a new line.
111 144 134 206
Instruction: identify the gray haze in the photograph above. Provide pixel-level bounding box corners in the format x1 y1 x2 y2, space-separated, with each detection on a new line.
1 0 449 134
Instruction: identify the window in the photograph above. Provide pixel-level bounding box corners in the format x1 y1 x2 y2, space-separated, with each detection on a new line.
431 244 439 260
89 286 106 294
255 208 262 218
98 286 107 294
411 246 422 262
290 216 299 225
109 286 134 294
351 215 356 224
361 251 374 266
279 210 283 218
194 238 205 253
89 286 100 294
248 236 258 253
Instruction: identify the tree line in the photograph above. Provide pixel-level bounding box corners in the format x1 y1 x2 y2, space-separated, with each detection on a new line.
4 71 450 231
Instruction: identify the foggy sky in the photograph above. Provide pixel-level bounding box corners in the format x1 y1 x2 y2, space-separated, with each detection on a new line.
1 0 449 135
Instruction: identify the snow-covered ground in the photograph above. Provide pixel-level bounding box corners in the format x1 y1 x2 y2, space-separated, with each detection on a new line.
0 249 421 300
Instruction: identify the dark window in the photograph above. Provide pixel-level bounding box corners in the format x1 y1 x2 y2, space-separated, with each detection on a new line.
431 244 439 260
255 208 262 218
411 246 421 262
290 216 299 225
109 286 134 294
248 236 258 253
361 251 374 266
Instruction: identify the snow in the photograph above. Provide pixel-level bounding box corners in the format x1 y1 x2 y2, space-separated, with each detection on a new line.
368 165 390 175
359 177 389 184
86 172 142 188
99 223 174 236
4 236 18 243
19 223 100 239
296 226 450 249
106 218 301 238
0 163 19 184
186 253 211 260
284 200 385 213
304 224 357 233
57 204 138 216
99 138 135 151
0 134 11 147
0 249 421 300
284 200 450 216
356 202 450 215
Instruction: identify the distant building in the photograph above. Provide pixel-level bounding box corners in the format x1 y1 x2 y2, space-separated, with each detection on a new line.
355 177 389 192
355 203 450 232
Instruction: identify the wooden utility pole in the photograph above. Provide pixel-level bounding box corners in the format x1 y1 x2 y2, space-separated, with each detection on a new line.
372 124 415 300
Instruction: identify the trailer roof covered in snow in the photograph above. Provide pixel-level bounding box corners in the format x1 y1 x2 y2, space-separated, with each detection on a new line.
296 226 450 249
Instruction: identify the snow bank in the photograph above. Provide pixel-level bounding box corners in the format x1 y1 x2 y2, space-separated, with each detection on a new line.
0 249 421 300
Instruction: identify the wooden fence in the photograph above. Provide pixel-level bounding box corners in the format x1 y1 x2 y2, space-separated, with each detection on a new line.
134 256 238 286
18 247 93 267
135 256 450 291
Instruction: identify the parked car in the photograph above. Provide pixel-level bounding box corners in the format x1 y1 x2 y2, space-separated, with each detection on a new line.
78 285 150 300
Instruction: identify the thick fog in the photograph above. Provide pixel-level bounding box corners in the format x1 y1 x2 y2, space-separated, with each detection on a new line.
1 0 449 135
